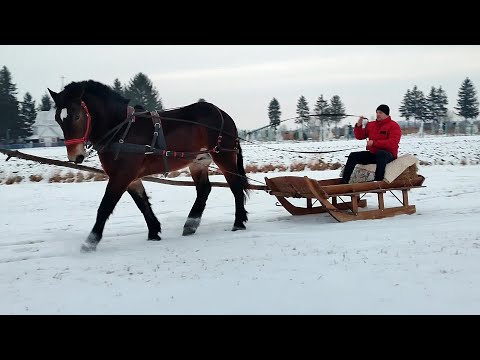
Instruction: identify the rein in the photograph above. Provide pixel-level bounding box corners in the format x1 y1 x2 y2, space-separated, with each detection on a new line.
129 112 350 155
61 103 357 187
76 103 353 162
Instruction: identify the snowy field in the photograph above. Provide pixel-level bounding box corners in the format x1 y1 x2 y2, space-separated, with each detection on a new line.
1 134 480 314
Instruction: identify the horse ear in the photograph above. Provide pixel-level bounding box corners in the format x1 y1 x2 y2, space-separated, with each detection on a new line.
48 88 59 105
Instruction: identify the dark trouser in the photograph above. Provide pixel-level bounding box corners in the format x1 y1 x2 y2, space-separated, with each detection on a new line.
342 150 395 183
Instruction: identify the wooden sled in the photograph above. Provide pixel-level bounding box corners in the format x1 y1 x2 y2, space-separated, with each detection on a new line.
265 175 426 222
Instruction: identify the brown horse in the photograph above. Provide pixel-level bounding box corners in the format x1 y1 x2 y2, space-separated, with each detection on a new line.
48 80 249 252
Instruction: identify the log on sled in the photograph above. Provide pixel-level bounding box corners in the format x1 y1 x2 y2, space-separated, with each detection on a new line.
264 175 426 222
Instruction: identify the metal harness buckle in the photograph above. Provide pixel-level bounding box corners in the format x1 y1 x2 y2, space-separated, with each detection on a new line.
145 145 154 155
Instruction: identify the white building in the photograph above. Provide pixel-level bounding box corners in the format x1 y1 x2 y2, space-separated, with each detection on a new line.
27 109 63 146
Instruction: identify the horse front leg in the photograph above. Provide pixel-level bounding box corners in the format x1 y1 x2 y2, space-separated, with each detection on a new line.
81 178 130 253
127 179 161 240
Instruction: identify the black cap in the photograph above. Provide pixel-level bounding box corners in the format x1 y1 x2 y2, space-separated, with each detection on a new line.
376 104 390 116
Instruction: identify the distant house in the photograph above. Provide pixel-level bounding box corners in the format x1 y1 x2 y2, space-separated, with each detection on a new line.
27 109 63 146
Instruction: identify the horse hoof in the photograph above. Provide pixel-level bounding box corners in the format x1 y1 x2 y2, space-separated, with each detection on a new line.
183 217 200 236
148 234 161 241
182 227 197 236
232 225 246 231
80 243 97 253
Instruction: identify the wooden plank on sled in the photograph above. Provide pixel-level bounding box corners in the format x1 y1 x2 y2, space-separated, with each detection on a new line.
265 175 425 222
264 176 367 216
304 176 424 222
315 175 426 197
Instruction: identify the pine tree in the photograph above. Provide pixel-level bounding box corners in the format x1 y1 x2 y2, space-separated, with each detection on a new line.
436 86 449 120
295 96 309 140
399 89 414 124
329 95 346 130
313 95 330 125
124 72 163 111
0 66 21 142
455 77 479 120
112 78 125 97
39 92 53 111
198 98 206 102
425 86 449 124
295 96 309 124
410 85 427 124
19 92 37 138
313 95 330 141
268 98 281 129
425 86 438 123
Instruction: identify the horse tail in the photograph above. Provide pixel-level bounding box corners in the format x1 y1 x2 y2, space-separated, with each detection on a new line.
236 142 250 201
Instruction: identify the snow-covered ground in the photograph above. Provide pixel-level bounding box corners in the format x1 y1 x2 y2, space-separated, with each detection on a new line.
1 135 480 314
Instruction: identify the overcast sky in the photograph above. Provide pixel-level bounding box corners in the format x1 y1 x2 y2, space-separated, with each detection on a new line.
2 45 480 130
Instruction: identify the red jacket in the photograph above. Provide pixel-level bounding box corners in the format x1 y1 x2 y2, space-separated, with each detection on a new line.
354 116 402 158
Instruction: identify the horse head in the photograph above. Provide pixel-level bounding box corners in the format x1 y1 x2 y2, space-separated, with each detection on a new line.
48 80 130 164
48 83 90 163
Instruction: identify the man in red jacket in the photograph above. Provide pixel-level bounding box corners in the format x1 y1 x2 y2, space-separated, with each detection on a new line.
342 104 402 183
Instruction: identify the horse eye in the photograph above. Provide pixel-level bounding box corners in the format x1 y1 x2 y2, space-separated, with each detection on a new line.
74 114 81 121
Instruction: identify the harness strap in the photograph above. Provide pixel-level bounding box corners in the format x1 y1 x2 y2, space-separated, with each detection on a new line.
132 106 236 155
146 111 169 175
104 143 217 159
102 105 239 162
114 113 135 160
213 105 225 153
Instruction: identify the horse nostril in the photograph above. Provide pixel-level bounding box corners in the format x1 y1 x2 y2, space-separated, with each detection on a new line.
75 155 85 164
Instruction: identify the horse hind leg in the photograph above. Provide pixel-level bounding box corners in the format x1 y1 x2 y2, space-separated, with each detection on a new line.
128 179 161 240
183 154 212 236
211 151 248 231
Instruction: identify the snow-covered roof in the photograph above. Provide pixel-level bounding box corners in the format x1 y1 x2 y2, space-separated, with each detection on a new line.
32 110 63 139
37 125 63 138
34 109 57 126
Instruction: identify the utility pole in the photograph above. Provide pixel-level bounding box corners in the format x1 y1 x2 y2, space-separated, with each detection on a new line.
61 76 65 90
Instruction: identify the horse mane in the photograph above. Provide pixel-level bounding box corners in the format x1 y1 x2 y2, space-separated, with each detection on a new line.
62 80 130 105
